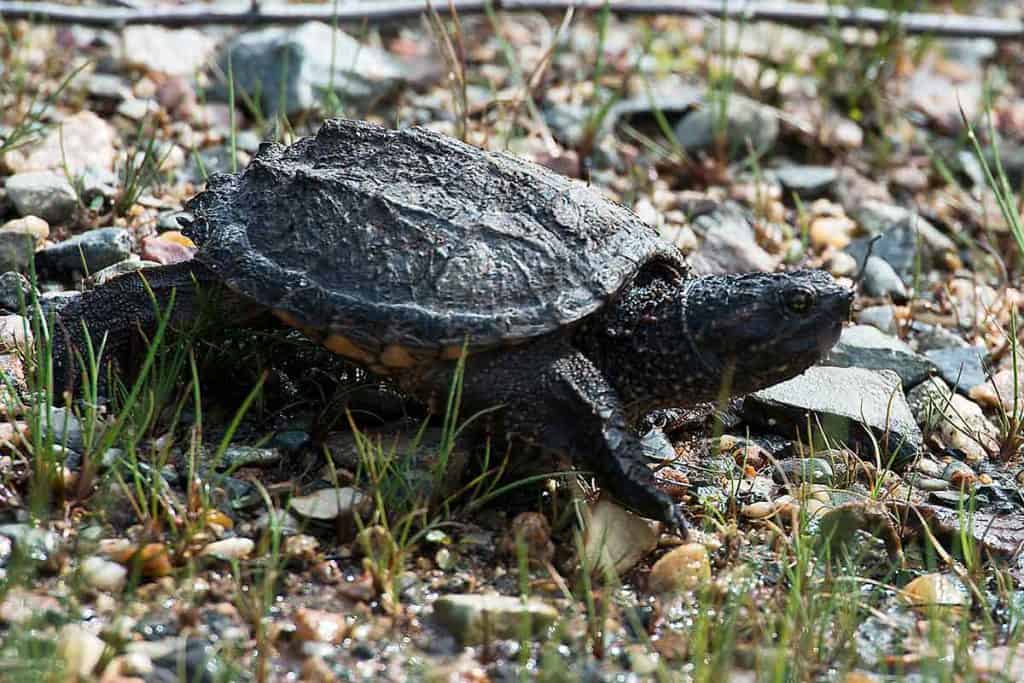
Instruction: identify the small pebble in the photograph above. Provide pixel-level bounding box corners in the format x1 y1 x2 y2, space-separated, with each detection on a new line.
828 251 858 277
284 534 320 562
969 370 1022 413
101 540 172 578
809 215 855 249
741 500 776 519
908 475 949 492
38 227 132 275
914 457 944 478
900 573 970 608
354 524 398 566
81 556 128 593
290 487 368 522
647 543 711 595
294 608 348 644
940 394 999 463
200 538 254 561
435 547 455 571
300 655 336 683
803 498 828 518
116 97 158 121
731 442 768 469
57 624 106 678
141 232 197 265
842 672 881 683
861 255 908 302
432 594 558 645
0 272 36 312
942 460 977 488
116 652 154 676
499 512 554 565
889 165 929 192
0 315 31 352
0 215 49 244
0 233 37 274
857 305 898 335
773 457 833 485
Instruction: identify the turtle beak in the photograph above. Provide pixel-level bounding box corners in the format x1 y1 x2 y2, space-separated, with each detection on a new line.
817 285 854 354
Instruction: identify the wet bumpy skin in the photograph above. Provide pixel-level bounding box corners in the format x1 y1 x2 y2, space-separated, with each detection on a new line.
52 118 853 535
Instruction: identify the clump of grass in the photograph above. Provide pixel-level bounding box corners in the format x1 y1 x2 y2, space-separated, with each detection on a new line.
0 25 86 158
112 122 173 217
426 0 469 142
573 0 620 171
812 1 930 165
706 15 747 163
335 350 517 608
961 100 1024 459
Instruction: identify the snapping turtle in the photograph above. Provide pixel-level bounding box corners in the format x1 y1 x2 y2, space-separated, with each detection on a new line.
52 118 852 532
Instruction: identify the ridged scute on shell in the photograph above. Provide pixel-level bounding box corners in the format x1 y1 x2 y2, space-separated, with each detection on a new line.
184 118 684 352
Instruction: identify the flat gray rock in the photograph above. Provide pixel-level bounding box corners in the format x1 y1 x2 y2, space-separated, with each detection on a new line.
674 93 779 160
774 165 838 199
4 172 78 225
37 227 132 275
742 365 921 466
924 346 989 393
821 325 935 389
840 325 913 353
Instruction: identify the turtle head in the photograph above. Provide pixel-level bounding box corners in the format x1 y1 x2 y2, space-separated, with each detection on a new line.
683 269 853 393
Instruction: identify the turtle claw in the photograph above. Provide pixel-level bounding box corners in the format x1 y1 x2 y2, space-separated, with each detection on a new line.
664 504 690 540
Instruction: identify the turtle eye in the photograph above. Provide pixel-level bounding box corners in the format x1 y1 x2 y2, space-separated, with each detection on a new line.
784 288 815 315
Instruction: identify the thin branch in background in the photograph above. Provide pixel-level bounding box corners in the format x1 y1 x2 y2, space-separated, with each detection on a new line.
0 0 1019 40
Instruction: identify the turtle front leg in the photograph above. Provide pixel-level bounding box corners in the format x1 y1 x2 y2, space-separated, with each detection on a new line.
452 339 688 535
49 261 247 401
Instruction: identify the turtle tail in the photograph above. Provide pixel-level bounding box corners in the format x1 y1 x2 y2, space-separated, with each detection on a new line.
48 261 229 402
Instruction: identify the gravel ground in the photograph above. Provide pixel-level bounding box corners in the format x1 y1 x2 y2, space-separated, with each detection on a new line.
2 2 1024 681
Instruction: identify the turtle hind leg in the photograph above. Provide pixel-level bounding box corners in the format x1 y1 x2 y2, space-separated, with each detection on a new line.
451 339 688 535
49 261 252 402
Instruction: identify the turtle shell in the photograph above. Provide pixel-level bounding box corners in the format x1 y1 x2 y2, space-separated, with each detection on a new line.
184 119 684 367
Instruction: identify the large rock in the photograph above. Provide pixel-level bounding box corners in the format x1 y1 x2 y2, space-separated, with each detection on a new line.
687 201 780 274
121 26 216 77
4 111 117 175
675 93 779 160
433 594 558 645
4 172 78 224
846 200 957 278
742 366 922 466
36 228 132 275
212 22 408 118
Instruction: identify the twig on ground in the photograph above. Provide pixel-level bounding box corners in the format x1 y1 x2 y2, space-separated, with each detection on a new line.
0 0 1020 40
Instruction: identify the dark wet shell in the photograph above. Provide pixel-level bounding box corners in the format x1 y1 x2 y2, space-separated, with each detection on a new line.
184 119 683 353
